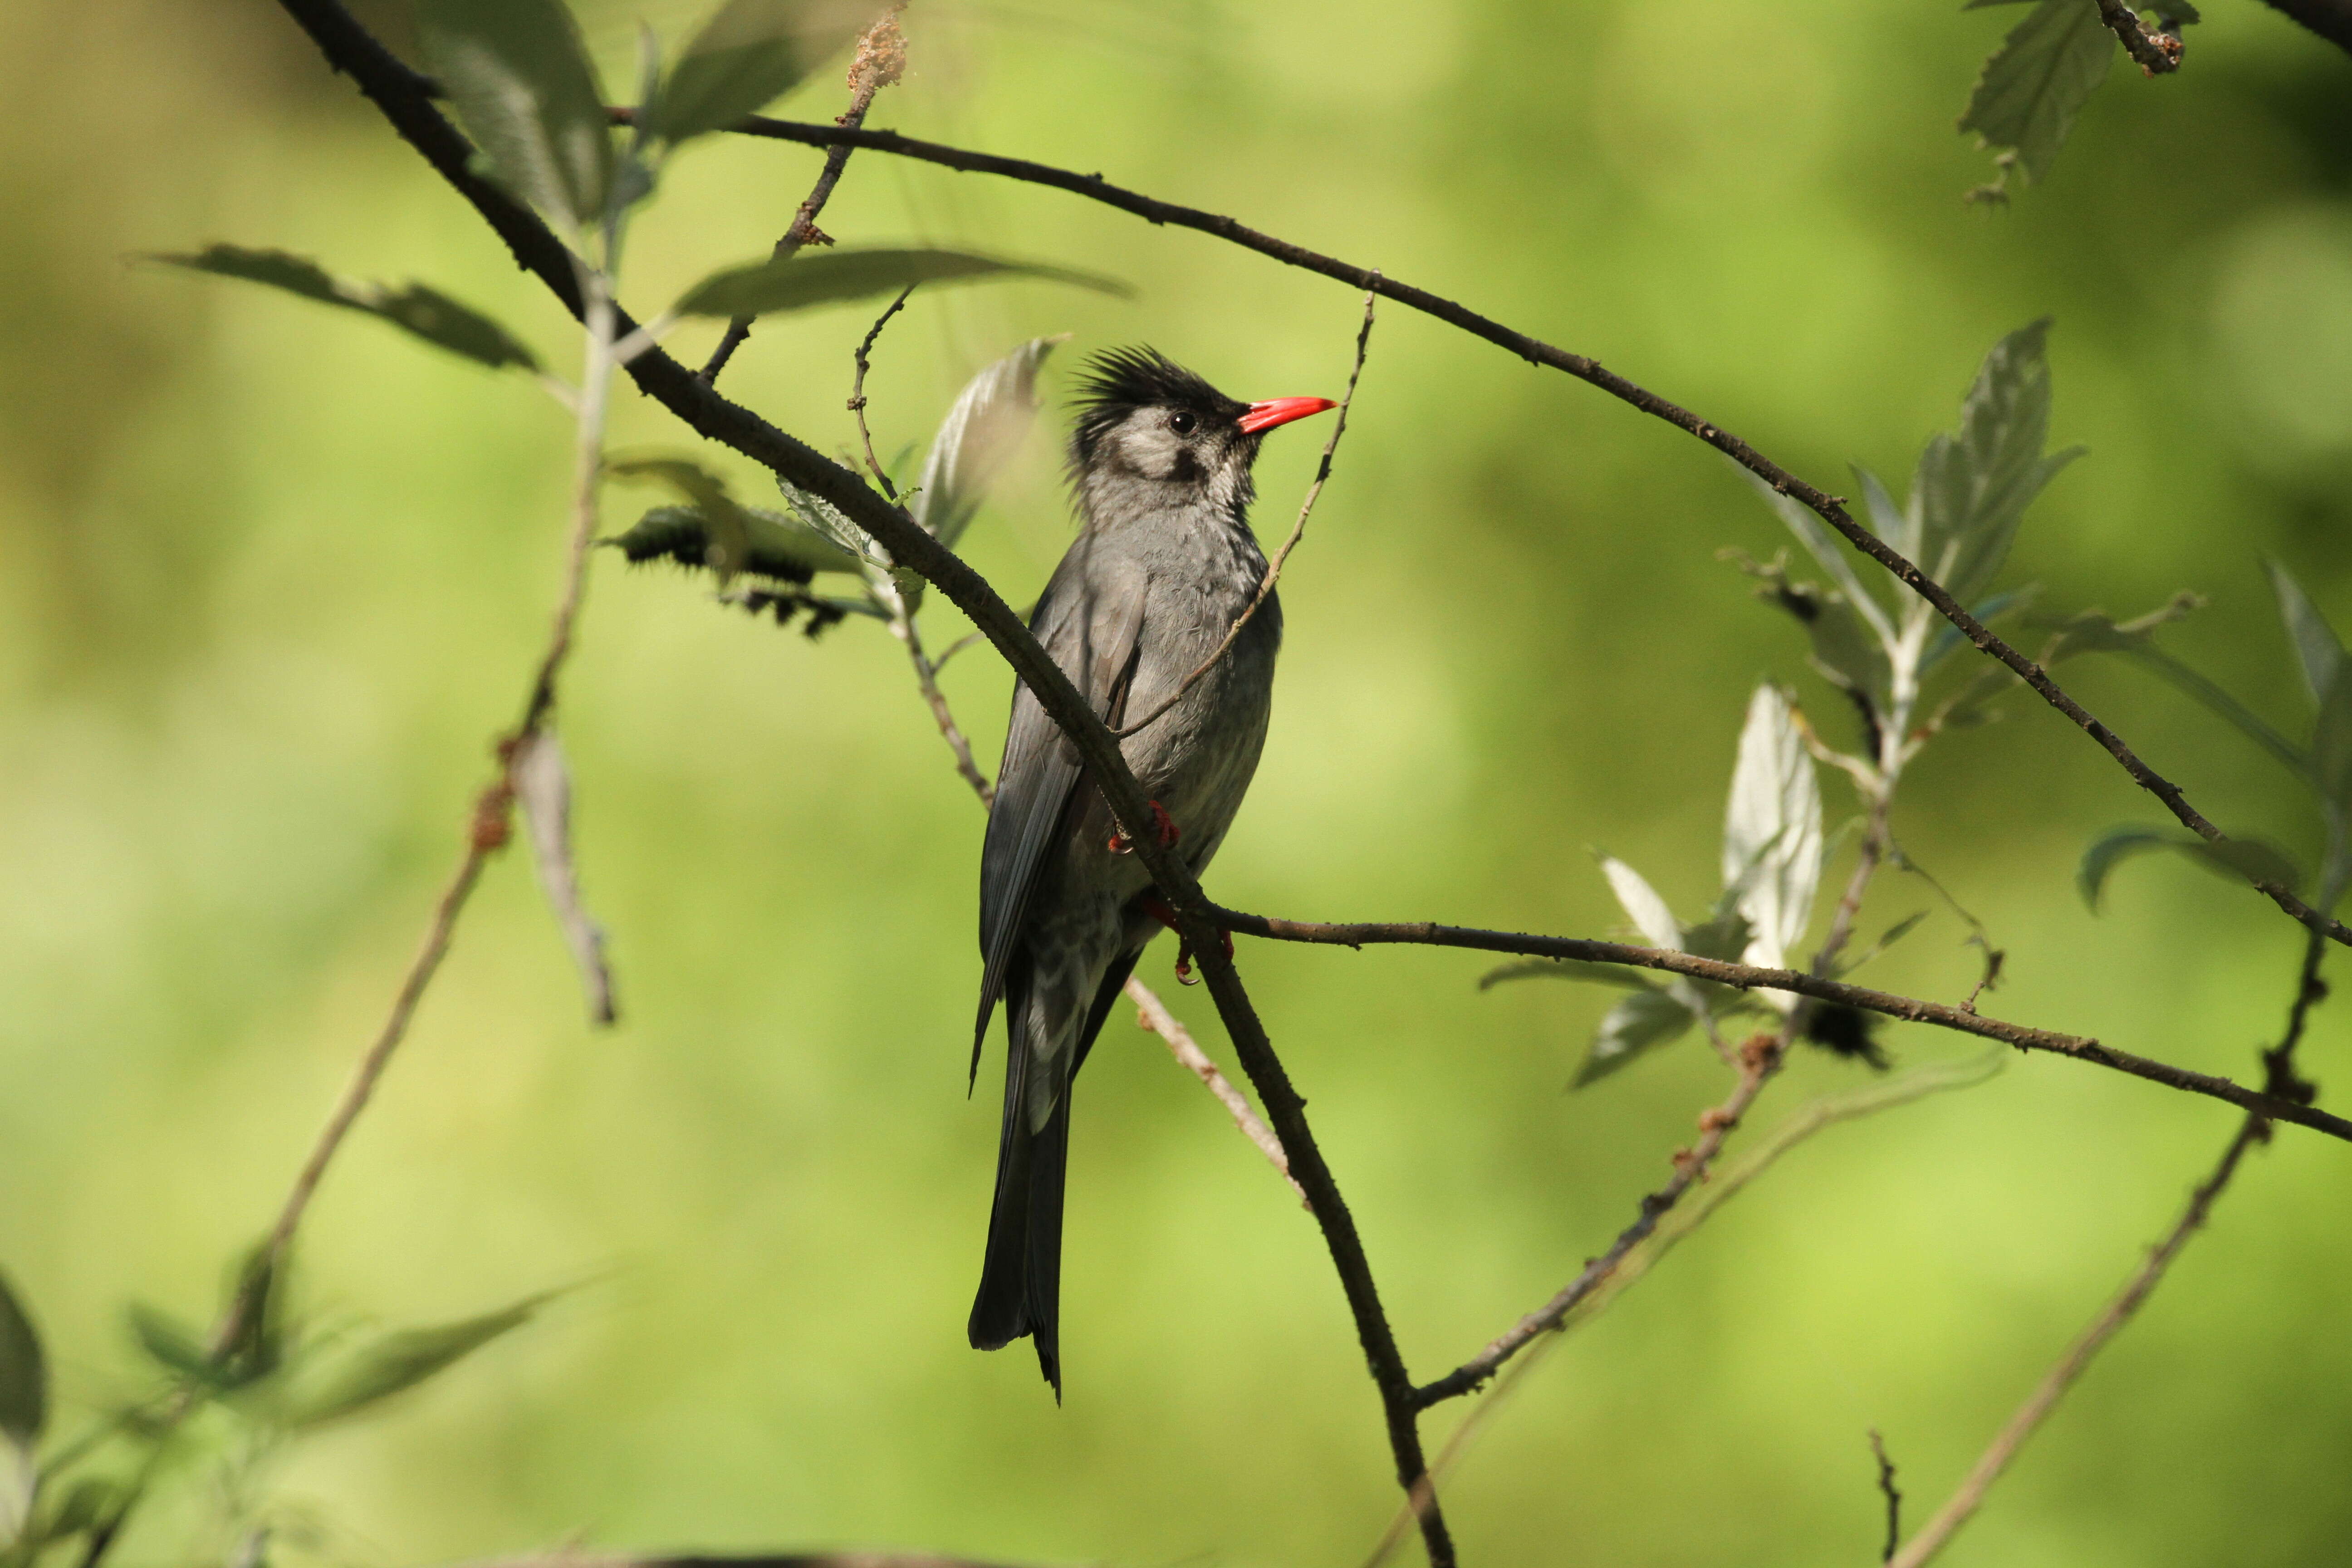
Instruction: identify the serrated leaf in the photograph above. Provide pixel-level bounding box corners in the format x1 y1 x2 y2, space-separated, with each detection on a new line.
1723 685 1823 973
1913 320 2083 605
647 0 872 145
142 247 541 372
672 247 1127 319
1597 855 1681 950
1478 957 1661 992
284 1295 549 1428
513 733 617 1026
1960 0 2115 185
1573 990 1696 1088
418 0 613 233
0 1270 44 1451
911 337 1064 550
2077 825 2303 911
2264 559 2344 709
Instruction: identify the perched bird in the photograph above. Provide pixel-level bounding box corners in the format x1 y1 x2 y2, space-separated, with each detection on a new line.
969 348 1335 1396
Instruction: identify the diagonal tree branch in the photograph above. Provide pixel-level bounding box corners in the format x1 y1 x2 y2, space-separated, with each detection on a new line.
679 110 2352 952
275 5 1453 1559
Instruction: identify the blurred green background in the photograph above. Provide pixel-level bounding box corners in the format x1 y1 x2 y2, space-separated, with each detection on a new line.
5 1 2352 1563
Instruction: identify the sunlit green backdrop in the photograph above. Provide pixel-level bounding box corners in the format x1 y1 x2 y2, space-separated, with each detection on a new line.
5 1 2352 1564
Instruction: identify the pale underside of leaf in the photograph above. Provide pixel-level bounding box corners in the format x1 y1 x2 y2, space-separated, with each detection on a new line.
912 336 1066 551
1722 684 1823 976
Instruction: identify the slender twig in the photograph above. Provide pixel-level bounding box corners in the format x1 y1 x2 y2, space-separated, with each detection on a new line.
671 110 2352 951
848 285 917 500
1125 978 1303 1204
891 608 993 805
1209 906 2352 1144
1113 285 1375 740
1889 926 2328 1568
696 9 906 385
1887 1117 2260 1568
1411 1033 1785 1407
2093 0 2186 74
1872 1430 1904 1564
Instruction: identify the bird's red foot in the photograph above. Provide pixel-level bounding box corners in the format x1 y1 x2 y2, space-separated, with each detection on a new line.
1172 925 1235 987
1107 800 1181 855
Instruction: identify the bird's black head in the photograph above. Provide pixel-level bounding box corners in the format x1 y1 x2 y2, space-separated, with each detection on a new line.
1066 347 1333 524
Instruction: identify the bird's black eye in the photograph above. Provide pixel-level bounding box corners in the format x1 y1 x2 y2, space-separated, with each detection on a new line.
1169 409 1197 436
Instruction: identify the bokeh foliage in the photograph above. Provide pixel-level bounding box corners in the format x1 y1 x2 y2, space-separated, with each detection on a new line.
3 1 2351 1565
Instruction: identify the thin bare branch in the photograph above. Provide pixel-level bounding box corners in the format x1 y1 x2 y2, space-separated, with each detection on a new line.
1113 285 1375 740
848 285 918 500
680 109 2352 951
696 8 906 384
1124 975 1301 1204
1210 906 2352 1144
1890 926 2328 1567
1412 1034 1784 1408
1872 1430 1904 1565
1887 1116 2259 1568
1362 1052 2004 1567
2094 0 2186 74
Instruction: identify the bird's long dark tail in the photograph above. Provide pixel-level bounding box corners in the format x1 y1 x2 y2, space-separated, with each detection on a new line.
968 951 1139 1398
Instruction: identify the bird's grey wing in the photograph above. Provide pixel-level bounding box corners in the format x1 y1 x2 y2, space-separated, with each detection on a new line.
973 546 1147 1078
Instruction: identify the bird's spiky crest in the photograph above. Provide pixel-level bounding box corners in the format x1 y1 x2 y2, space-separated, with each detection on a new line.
1068 347 1246 469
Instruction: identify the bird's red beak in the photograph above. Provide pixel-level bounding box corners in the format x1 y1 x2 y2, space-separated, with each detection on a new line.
1239 396 1338 435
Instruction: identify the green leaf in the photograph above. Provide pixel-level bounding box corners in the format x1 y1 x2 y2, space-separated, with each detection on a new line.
1735 552 1893 718
647 0 872 145
2077 825 2303 911
0 1269 45 1451
126 1304 216 1385
1912 320 2083 605
2264 559 2344 709
2121 645 2307 777
1478 957 1661 992
2314 666 2352 808
672 247 1128 319
1960 0 2115 186
911 337 1065 551
1573 990 1696 1088
1921 583 2040 676
417 0 613 233
284 1295 549 1428
31 1477 121 1545
143 246 541 372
